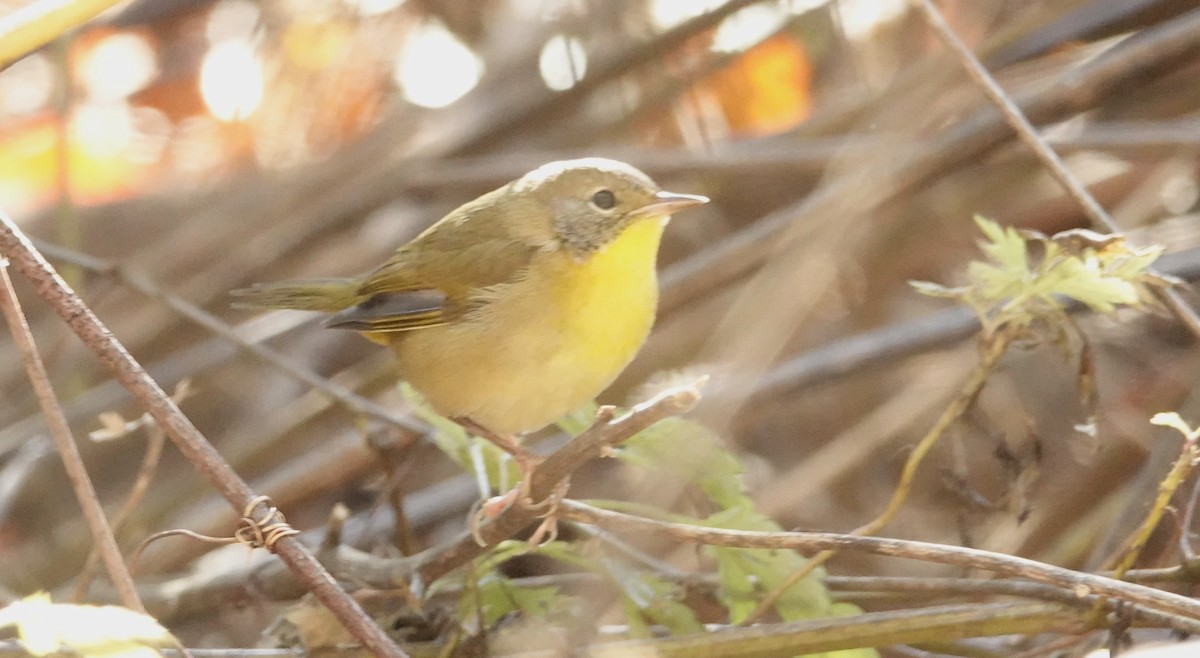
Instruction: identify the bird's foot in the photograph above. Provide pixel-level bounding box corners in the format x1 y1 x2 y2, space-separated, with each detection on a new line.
469 475 570 548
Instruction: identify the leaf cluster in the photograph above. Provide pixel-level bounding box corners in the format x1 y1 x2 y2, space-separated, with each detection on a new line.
912 217 1175 336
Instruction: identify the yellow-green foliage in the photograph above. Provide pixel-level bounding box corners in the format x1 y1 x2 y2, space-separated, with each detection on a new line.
420 405 878 657
912 216 1173 335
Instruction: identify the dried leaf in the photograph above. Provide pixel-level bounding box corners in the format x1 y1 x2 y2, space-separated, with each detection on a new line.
90 412 134 442
0 592 174 658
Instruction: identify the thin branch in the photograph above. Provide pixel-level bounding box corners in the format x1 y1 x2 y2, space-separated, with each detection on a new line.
909 0 1200 339
411 380 704 585
72 423 167 601
559 500 1200 623
33 240 425 435
0 0 126 71
0 212 410 658
745 332 1012 624
660 8 1200 313
1107 434 1199 578
0 258 142 611
745 245 1200 401
113 537 1200 633
0 438 51 528
824 574 1200 632
1181 475 1200 562
586 602 1087 657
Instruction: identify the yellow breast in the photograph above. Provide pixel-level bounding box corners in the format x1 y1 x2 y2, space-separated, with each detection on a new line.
391 217 667 435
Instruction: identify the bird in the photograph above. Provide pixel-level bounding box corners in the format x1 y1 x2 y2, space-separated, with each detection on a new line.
232 157 708 491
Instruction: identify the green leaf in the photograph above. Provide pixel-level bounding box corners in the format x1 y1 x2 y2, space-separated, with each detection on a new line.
974 215 1028 274
704 506 831 624
619 417 745 509
602 558 704 636
473 572 575 627
449 541 586 628
914 216 1169 335
1043 256 1138 313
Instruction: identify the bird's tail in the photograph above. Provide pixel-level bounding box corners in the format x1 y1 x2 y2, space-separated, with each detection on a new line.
230 278 362 313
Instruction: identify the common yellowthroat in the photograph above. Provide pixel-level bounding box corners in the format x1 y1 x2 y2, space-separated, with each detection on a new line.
233 158 707 463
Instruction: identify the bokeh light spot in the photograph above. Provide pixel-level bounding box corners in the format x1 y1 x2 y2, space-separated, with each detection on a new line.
0 52 54 115
712 4 788 53
650 0 724 30
343 0 406 17
200 40 264 121
79 32 158 101
71 102 134 158
836 0 908 40
538 34 587 91
395 20 483 109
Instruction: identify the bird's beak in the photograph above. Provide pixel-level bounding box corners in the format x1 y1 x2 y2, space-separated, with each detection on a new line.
634 191 709 217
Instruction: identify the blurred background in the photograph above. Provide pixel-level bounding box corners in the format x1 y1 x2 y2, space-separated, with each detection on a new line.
4 0 1200 652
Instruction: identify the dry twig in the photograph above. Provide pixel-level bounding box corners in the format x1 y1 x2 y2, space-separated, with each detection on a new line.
0 212 410 658
0 258 143 612
560 500 1200 625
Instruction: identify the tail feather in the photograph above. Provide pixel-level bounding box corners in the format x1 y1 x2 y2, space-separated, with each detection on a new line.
230 278 361 313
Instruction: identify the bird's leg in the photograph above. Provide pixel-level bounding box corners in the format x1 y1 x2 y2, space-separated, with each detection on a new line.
454 416 552 506
455 417 570 546
452 417 543 491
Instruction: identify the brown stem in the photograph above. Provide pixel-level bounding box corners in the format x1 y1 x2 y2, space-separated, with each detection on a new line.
0 212 410 658
72 424 167 602
660 8 1200 314
560 501 1200 622
412 381 703 585
0 260 142 611
909 0 1200 338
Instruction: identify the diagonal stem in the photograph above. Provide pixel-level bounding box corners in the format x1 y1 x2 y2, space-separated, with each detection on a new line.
909 0 1200 338
744 332 1011 624
0 211 410 658
0 258 143 611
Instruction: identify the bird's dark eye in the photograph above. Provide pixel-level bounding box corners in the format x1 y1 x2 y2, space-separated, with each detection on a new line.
591 189 616 210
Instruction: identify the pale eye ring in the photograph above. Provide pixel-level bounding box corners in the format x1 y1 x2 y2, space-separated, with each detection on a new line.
591 189 616 210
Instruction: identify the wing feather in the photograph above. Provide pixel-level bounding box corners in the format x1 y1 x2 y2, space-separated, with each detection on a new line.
337 189 540 333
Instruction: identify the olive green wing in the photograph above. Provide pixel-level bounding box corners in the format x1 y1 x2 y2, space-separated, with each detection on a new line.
327 192 536 333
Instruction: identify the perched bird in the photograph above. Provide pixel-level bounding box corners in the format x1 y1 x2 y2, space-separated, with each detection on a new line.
232 158 707 478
